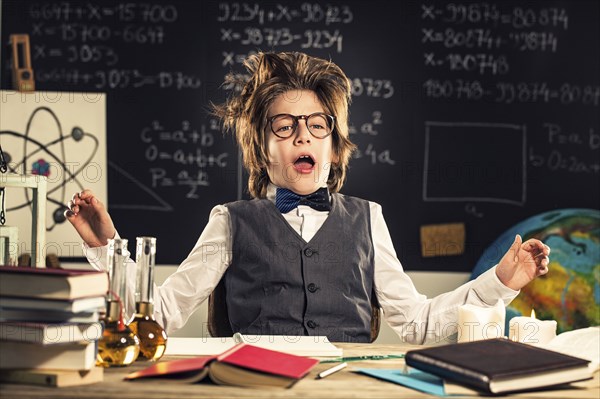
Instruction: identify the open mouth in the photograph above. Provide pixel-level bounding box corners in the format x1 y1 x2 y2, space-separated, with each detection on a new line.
293 155 315 172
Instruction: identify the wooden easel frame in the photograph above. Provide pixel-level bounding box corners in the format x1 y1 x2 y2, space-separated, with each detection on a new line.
0 226 18 265
9 34 35 92
0 174 46 267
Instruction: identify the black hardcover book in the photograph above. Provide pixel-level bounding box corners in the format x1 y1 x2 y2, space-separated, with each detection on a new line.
405 338 592 394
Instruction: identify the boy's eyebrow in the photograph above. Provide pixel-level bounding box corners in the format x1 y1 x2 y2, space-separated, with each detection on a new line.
266 112 327 118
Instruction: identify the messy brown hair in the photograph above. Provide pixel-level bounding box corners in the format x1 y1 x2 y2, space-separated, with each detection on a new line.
212 52 356 198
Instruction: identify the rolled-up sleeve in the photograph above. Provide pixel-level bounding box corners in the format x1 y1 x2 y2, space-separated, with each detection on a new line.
154 205 232 334
83 205 232 335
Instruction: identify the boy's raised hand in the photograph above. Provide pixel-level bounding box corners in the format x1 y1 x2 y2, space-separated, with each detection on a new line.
64 189 116 247
496 234 550 291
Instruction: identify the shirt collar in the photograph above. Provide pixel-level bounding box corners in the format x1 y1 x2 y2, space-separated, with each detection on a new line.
266 183 277 203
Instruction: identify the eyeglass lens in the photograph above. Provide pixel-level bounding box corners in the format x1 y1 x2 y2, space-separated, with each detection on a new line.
270 113 333 138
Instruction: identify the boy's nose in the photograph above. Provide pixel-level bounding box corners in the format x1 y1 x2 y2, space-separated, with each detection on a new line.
293 123 311 144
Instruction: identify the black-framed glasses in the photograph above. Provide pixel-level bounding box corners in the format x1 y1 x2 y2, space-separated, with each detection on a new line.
267 113 335 139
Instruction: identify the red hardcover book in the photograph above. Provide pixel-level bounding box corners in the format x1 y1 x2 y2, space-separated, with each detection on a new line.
125 343 319 388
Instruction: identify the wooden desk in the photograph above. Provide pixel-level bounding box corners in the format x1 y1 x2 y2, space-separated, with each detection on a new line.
1 343 598 399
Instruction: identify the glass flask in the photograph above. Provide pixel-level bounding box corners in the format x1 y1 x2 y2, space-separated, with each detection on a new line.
129 236 167 361
96 238 140 367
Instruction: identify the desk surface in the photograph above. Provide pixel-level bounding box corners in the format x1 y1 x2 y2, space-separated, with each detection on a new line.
1 343 598 399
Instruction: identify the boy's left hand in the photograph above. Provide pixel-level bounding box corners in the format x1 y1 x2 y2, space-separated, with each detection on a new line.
496 234 550 291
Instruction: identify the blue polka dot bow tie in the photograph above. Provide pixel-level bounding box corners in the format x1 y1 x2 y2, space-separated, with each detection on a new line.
275 187 331 213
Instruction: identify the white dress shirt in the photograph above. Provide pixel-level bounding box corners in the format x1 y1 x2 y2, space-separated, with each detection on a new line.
85 184 518 344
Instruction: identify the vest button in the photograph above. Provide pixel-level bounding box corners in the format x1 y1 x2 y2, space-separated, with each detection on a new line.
307 283 318 293
303 247 315 257
307 320 317 329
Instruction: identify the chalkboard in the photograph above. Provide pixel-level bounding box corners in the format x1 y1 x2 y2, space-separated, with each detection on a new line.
2 1 599 271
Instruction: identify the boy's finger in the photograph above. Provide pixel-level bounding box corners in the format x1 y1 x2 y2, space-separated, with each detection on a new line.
526 239 545 251
536 266 549 276
512 234 522 262
90 196 103 209
78 189 95 200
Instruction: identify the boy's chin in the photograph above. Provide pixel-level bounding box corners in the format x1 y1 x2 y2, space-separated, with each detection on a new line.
280 181 326 195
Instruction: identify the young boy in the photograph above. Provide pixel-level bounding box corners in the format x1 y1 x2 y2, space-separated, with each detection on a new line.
66 52 550 344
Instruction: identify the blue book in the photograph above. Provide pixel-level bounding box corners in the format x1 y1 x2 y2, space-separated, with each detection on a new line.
356 368 446 396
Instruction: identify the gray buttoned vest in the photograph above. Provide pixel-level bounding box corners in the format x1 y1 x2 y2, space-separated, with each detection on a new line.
224 193 375 342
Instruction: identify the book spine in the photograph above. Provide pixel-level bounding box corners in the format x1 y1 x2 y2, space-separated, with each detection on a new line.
0 371 58 386
405 352 492 393
216 342 245 361
0 341 96 370
0 322 103 344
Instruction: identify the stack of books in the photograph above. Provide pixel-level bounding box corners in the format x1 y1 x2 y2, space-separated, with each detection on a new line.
0 266 109 387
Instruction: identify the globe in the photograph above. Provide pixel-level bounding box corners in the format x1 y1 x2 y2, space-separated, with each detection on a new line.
471 208 600 333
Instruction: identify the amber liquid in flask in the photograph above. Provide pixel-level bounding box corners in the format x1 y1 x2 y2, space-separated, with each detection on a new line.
96 238 140 367
129 236 167 361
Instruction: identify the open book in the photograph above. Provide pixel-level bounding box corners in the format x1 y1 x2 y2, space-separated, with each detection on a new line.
164 335 343 357
125 343 319 389
542 326 600 373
